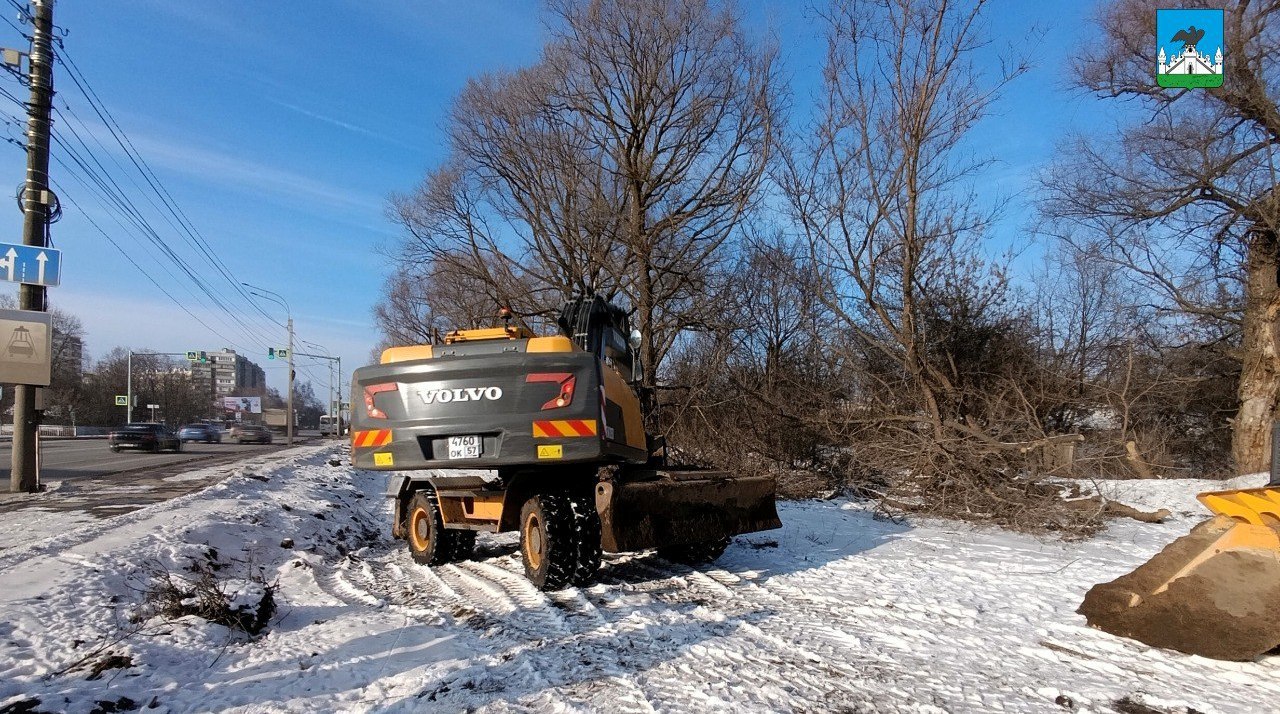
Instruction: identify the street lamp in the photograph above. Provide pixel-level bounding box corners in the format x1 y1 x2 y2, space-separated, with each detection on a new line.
243 282 294 446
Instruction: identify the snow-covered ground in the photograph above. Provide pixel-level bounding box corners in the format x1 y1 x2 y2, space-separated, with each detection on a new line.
0 444 1275 713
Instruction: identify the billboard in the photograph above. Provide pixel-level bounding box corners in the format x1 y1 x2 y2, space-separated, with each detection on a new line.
221 396 262 414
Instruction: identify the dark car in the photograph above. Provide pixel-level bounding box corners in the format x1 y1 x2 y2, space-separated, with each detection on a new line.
109 423 182 453
231 423 273 445
178 423 222 443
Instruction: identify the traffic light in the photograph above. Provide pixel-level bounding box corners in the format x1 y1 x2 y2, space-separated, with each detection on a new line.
268 347 276 360
199 351 207 363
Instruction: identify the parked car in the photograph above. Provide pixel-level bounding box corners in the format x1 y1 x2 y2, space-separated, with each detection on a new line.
230 423 273 445
178 423 222 443
109 423 182 453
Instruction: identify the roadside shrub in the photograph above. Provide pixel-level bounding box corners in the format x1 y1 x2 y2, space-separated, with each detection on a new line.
135 550 276 637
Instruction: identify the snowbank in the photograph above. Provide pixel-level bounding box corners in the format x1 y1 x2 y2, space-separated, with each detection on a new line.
0 445 1275 713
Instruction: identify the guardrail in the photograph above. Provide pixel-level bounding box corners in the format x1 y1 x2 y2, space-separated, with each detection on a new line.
0 425 110 437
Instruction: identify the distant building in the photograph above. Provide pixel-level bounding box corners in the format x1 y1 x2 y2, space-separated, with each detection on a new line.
51 329 84 382
189 348 266 399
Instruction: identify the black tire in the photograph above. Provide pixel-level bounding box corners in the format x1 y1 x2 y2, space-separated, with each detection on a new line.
519 491 600 590
405 491 450 565
657 537 731 565
109 445 120 453
447 530 477 563
569 495 602 586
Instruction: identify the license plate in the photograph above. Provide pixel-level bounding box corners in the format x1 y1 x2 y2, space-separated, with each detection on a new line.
447 435 482 459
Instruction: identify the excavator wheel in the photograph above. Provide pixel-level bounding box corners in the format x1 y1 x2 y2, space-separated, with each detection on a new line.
658 537 731 565
405 491 449 565
448 530 477 563
520 491 599 590
570 494 602 586
405 491 472 566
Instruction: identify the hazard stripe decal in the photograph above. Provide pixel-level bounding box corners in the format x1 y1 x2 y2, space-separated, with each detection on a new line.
532 419 598 438
352 429 392 448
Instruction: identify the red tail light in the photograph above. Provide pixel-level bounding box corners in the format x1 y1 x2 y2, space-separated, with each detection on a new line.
526 373 576 410
364 383 398 419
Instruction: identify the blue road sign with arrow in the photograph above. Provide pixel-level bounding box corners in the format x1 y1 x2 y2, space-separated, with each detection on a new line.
0 242 61 287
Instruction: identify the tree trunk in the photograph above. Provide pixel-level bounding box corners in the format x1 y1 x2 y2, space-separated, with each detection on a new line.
1234 228 1280 474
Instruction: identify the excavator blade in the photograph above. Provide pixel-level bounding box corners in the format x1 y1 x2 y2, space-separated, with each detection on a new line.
596 471 782 553
1079 486 1280 661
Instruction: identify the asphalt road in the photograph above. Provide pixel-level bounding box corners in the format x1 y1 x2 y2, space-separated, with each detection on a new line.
0 436 301 483
0 432 338 522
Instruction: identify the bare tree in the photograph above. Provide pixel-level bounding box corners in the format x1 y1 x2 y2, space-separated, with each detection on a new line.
382 0 777 398
372 262 511 358
1042 0 1280 472
771 0 1098 530
662 233 839 481
780 0 1026 436
1033 239 1137 402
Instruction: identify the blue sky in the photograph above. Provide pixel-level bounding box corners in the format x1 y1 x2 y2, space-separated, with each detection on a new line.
0 0 1109 400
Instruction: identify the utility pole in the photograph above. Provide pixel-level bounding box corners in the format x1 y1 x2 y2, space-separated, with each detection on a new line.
11 0 55 493
296 346 340 438
126 351 133 423
286 317 294 446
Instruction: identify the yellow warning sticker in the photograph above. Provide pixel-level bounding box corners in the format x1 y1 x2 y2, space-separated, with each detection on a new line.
537 444 563 459
373 452 394 466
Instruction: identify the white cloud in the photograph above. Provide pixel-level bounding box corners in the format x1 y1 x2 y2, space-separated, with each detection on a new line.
123 132 380 212
265 98 423 151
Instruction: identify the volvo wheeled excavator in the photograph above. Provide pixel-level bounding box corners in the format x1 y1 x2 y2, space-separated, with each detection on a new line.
350 294 781 590
1080 473 1280 661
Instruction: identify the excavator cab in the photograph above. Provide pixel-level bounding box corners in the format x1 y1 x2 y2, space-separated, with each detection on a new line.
557 294 641 383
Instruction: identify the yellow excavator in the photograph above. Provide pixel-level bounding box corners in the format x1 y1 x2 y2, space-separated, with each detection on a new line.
350 294 781 590
1079 478 1280 660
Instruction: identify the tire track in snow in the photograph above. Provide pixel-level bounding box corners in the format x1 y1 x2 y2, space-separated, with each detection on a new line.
436 557 654 713
592 558 789 713
314 546 579 710
607 555 885 711
316 553 387 608
555 574 724 714
464 558 656 714
317 535 879 712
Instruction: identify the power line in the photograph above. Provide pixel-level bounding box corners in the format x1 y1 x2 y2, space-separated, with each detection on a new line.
32 40 295 356
48 130 271 350
0 20 305 392
4 0 31 17
51 180 249 348
53 46 279 327
48 108 277 348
